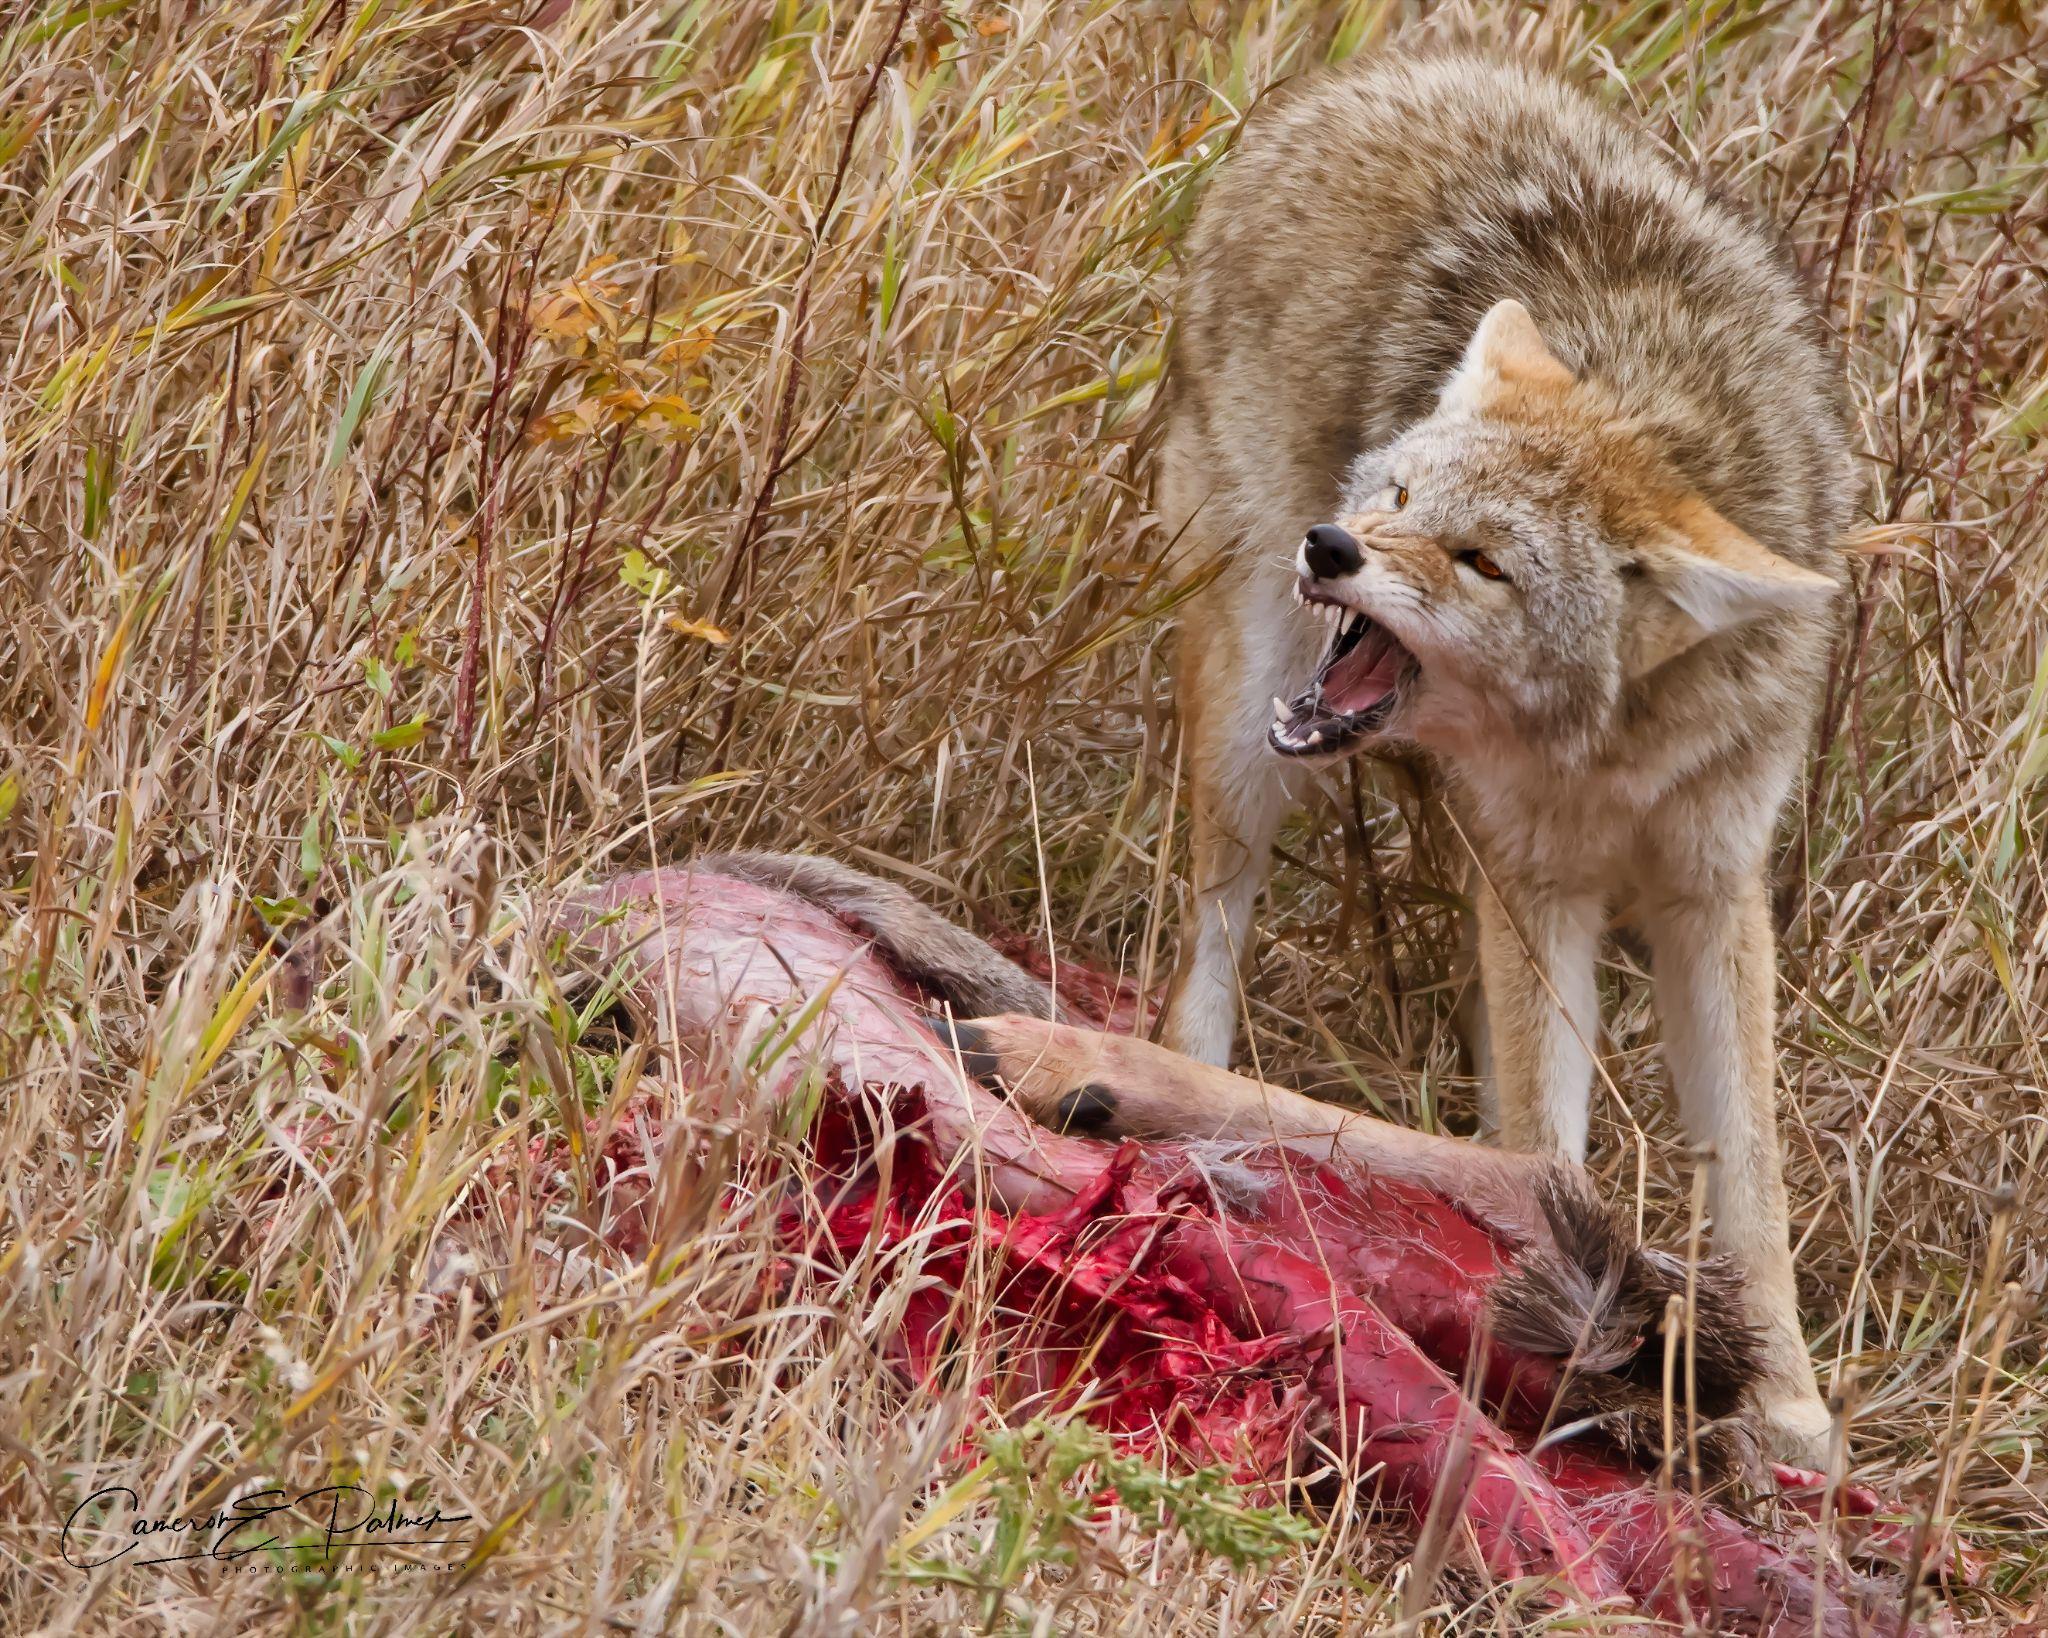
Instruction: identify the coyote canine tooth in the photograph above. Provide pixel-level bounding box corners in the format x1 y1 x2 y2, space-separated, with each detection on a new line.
1306 729 1324 746
1273 696 1290 718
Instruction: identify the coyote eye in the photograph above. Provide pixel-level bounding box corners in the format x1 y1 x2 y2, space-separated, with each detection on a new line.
1390 484 1408 510
1459 549 1508 582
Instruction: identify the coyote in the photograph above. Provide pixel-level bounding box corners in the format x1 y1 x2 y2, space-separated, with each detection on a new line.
1155 54 1854 1459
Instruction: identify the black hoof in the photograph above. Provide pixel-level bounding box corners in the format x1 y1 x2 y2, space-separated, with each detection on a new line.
920 1013 1002 1084
1054 1084 1119 1133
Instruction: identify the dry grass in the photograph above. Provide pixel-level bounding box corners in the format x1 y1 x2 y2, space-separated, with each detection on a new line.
2 0 2045 1631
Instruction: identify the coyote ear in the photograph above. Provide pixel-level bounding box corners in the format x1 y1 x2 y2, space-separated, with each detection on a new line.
1646 500 1838 630
1626 499 1837 675
1441 298 1573 409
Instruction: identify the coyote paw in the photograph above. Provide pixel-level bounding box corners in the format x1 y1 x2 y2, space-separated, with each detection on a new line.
1756 1390 1835 1468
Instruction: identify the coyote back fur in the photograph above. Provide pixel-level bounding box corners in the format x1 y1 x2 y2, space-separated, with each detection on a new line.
1154 53 1856 1459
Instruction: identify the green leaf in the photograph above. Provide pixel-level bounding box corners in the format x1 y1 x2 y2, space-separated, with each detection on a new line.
312 732 362 772
28 0 136 45
83 444 114 538
878 221 902 330
299 812 322 881
371 715 427 752
619 548 658 596
212 89 346 226
327 340 393 469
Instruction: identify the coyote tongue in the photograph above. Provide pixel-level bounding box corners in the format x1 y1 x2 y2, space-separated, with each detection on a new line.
1321 621 1408 715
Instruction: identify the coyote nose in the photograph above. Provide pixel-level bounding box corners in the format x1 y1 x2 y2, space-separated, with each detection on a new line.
1302 524 1363 580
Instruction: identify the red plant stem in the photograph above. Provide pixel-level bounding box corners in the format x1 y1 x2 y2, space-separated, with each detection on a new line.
455 190 559 754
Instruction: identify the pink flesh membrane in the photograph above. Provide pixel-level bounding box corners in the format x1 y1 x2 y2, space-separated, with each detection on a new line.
1320 627 1405 715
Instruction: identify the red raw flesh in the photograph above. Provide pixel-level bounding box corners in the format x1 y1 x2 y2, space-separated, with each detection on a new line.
1542 1451 1920 1636
1161 1214 1625 1597
560 867 1928 1633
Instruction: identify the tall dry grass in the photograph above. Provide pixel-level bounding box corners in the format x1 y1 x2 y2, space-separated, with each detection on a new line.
1 0 2044 1631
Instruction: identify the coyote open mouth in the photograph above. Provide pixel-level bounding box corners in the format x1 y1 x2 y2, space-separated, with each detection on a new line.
1270 594 1419 756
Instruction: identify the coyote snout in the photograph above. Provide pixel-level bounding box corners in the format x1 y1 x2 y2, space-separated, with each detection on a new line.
1299 523 1363 579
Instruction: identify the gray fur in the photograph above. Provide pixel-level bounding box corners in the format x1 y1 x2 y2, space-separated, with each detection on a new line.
702 850 1056 1020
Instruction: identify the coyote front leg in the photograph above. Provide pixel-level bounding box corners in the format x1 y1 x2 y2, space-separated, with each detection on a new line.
1645 877 1829 1462
1161 615 1305 1068
1474 878 1604 1163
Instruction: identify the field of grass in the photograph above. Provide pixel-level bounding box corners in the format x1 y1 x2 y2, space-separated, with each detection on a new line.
3 0 2045 1631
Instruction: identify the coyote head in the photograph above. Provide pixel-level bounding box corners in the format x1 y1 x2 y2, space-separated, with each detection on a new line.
1269 299 1839 767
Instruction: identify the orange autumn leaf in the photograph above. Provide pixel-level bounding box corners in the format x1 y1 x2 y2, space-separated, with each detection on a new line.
654 326 716 369
641 394 700 436
523 409 585 444
1147 107 1219 165
531 286 594 328
664 613 729 644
